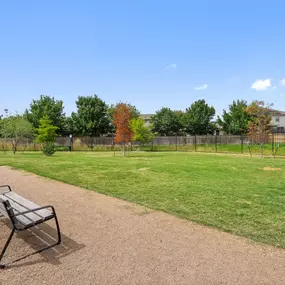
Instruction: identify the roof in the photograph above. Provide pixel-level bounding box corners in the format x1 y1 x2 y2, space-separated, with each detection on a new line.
268 109 285 116
140 114 154 120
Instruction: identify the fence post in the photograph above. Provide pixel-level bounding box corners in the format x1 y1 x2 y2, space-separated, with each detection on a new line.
272 133 274 155
194 135 197 152
176 135 178 151
241 134 244 154
152 139 154 152
215 134 217 153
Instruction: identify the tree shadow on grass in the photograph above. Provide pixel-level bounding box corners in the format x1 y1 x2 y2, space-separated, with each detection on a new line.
0 219 85 269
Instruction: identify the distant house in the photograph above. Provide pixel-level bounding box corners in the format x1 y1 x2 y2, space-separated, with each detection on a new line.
269 109 285 133
140 114 153 125
140 110 285 135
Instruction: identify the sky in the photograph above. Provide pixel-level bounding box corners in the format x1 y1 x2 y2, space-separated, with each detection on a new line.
1 0 285 117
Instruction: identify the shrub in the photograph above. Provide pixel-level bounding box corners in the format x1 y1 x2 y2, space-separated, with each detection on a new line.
35 116 58 156
42 143 56 156
54 145 69 152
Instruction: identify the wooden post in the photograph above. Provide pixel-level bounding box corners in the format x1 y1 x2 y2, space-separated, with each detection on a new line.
272 133 274 155
176 135 178 151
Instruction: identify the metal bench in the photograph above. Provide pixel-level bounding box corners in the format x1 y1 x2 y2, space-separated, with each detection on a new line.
0 185 61 268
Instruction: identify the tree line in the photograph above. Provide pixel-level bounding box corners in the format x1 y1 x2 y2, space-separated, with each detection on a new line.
0 94 272 156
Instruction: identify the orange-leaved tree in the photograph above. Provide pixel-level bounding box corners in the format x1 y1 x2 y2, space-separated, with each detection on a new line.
245 101 272 158
113 103 134 156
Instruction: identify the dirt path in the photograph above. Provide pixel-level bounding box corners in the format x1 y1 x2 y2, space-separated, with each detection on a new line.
0 166 284 285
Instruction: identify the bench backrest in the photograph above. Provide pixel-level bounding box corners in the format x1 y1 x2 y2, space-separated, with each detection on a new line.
0 199 18 226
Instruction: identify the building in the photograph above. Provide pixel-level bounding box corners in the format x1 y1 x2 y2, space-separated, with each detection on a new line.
140 114 153 125
269 109 285 133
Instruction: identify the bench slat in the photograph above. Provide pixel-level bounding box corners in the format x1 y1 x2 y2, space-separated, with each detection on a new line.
0 195 34 226
0 195 43 224
3 192 53 219
0 202 7 216
0 194 40 226
0 192 53 227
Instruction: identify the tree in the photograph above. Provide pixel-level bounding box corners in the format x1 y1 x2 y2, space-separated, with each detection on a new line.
35 116 59 156
108 103 140 136
174 110 186 134
130 117 155 146
25 95 66 135
0 115 34 154
71 95 112 137
62 116 74 136
183 99 216 135
246 101 272 158
0 114 3 135
151 107 182 136
217 100 250 135
113 103 134 156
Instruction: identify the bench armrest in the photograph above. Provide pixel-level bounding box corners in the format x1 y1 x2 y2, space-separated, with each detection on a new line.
0 185 12 194
14 205 55 217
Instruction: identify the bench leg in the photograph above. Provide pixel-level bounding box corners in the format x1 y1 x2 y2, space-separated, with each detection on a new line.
0 228 15 269
54 211 61 245
10 215 61 265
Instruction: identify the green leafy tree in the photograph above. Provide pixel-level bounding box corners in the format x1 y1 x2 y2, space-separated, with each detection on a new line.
62 116 74 136
25 95 66 134
183 99 216 135
0 115 34 154
151 107 182 136
217 100 250 135
71 95 112 136
0 115 3 136
106 105 116 135
130 117 155 145
174 110 185 134
35 116 59 156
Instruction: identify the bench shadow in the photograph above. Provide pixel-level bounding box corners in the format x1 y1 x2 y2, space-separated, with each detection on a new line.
1 219 85 269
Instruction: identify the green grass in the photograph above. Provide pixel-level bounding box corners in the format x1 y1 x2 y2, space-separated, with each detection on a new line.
1 151 285 248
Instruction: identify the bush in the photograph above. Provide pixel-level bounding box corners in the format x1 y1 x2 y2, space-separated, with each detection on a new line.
54 145 69 151
35 116 58 156
42 143 56 156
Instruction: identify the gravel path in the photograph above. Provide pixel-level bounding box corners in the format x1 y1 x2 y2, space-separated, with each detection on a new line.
0 166 285 285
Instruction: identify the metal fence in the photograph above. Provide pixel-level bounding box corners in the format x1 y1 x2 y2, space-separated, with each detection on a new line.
1 133 285 156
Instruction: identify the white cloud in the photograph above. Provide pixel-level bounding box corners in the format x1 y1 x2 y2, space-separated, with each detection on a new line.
273 86 277 89
251 79 271 91
195 84 208 90
165 63 177 69
280 78 285 86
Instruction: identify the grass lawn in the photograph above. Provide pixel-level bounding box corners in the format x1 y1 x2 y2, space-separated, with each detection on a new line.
1 151 285 248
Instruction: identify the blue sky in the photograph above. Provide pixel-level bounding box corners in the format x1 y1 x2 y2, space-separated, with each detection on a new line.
1 0 285 117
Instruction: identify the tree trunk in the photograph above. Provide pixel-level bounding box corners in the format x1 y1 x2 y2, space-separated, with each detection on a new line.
260 143 263 158
13 144 16 154
1 145 6 155
123 142 126 157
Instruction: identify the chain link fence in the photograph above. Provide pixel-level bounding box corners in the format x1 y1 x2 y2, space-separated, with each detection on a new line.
1 133 285 156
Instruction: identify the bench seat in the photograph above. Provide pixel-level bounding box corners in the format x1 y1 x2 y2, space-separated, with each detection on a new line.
0 185 61 268
0 192 54 227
